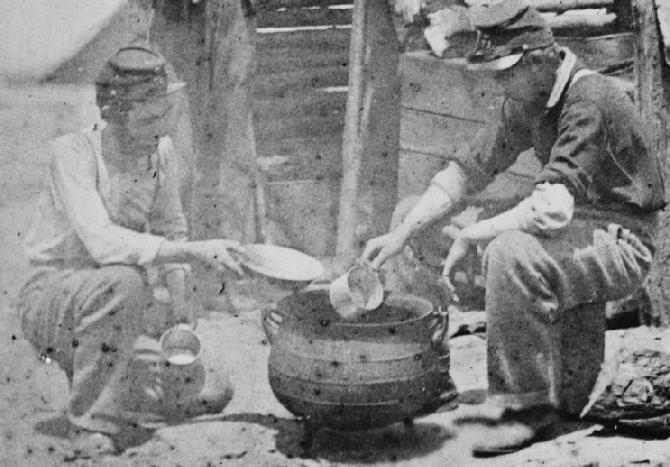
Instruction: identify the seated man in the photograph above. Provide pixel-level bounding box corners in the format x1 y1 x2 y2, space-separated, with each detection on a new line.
363 0 665 455
17 44 243 455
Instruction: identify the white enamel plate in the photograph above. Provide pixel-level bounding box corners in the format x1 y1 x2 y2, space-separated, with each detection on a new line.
239 244 325 282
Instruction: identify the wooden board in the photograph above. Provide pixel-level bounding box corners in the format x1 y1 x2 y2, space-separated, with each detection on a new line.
255 113 344 141
400 52 498 123
256 135 343 184
400 34 634 120
256 27 351 50
258 155 341 181
255 66 349 97
257 8 351 28
529 0 614 10
264 178 340 256
255 3 353 255
257 134 342 158
256 48 349 74
256 0 352 10
254 91 347 119
399 109 485 158
557 33 634 70
398 150 450 199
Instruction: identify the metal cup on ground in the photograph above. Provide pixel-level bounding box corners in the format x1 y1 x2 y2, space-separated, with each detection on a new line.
329 264 384 320
158 324 205 400
159 323 202 366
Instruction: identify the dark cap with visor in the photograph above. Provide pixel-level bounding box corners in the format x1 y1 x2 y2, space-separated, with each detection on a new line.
95 43 185 104
466 0 555 71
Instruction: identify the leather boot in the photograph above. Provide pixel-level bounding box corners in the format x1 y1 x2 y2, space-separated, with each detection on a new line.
469 405 560 457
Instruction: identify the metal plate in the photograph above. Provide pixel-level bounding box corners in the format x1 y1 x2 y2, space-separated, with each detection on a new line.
240 244 325 282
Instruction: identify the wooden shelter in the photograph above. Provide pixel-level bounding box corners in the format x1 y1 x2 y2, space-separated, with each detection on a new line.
337 0 670 323
70 0 670 319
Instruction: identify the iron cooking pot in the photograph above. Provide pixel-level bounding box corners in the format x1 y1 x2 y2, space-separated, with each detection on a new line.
264 289 447 430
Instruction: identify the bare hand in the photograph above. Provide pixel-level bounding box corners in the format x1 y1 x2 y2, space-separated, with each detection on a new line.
441 235 470 297
361 232 407 269
156 137 178 183
394 0 423 23
264 308 284 341
195 239 245 276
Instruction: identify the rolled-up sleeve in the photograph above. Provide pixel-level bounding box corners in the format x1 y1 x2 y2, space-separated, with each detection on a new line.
536 99 606 201
512 183 574 233
51 136 165 266
453 97 534 194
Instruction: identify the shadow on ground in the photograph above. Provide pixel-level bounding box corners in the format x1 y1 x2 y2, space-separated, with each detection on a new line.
219 412 453 463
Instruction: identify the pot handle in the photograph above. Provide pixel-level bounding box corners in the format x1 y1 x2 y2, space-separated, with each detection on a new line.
429 307 449 349
261 305 287 344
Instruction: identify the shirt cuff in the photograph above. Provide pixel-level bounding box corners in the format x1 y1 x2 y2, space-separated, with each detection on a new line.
162 263 192 275
512 183 574 233
137 235 166 266
430 162 468 203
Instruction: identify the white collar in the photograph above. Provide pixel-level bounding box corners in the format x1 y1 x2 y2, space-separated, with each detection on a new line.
545 47 578 109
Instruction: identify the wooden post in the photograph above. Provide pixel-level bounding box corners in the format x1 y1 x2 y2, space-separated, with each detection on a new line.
150 0 258 307
336 0 367 257
633 0 670 326
206 0 258 242
336 0 401 260
151 0 257 244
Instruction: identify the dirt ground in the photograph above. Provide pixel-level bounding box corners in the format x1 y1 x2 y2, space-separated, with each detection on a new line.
4 86 670 467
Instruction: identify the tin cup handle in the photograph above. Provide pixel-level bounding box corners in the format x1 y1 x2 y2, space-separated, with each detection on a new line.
262 305 287 344
429 308 449 349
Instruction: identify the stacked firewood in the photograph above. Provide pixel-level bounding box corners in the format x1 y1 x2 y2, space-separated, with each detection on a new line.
582 327 670 435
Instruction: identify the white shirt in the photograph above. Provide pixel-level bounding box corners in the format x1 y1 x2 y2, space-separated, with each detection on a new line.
23 125 185 268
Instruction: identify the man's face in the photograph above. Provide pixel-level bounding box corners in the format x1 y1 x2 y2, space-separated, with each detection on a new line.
493 55 555 104
493 61 537 102
111 95 175 156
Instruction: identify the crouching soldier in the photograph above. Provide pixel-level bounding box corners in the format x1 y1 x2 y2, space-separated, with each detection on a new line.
17 44 243 456
363 0 665 455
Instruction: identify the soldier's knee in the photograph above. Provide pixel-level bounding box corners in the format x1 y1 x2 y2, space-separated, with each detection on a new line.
113 266 145 294
106 266 147 314
483 230 534 273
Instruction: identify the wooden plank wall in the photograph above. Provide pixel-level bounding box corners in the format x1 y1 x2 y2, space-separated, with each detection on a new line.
255 3 351 255
398 5 637 213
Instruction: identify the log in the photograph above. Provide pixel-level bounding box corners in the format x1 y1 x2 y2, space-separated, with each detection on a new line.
632 0 657 123
584 347 670 431
544 10 617 33
528 0 614 11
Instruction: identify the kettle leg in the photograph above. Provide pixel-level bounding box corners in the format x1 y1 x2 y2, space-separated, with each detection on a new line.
403 417 415 430
299 417 316 456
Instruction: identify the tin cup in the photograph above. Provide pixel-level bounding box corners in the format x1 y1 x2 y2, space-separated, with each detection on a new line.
329 264 384 320
159 323 203 367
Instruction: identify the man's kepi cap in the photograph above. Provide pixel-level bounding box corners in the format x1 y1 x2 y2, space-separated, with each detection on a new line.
466 0 555 71
95 43 185 102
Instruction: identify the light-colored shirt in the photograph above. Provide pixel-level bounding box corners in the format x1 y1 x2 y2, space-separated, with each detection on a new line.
23 125 187 268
